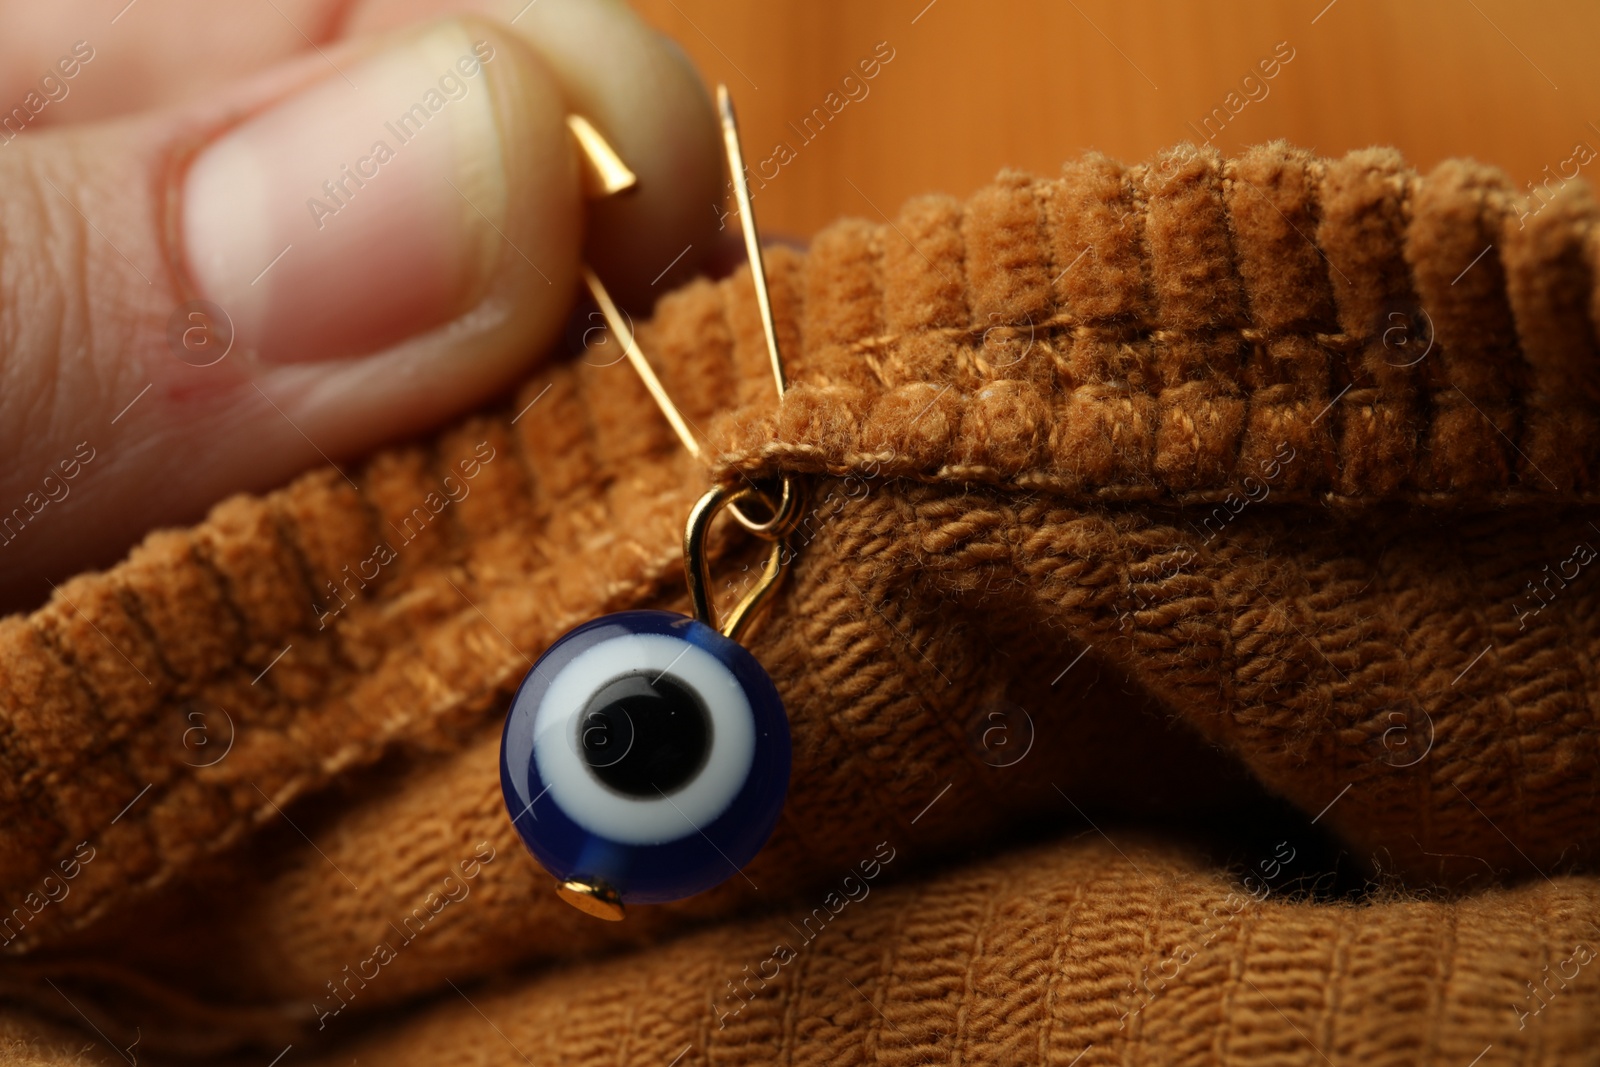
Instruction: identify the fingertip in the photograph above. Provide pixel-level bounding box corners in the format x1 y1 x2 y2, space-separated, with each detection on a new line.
0 14 598 606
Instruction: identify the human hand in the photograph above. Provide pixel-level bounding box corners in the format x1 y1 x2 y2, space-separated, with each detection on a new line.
0 0 720 612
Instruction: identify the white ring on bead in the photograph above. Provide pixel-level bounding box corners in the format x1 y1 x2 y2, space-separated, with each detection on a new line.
531 633 755 845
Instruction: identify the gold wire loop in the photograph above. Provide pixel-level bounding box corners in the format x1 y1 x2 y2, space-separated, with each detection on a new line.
728 475 802 539
685 478 802 642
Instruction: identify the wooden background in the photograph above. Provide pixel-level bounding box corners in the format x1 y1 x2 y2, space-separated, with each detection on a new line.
629 0 1600 237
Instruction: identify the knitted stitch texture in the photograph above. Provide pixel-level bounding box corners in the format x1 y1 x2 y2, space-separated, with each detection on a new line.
0 142 1597 1063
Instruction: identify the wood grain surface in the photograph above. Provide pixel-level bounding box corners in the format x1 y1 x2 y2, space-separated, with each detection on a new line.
629 0 1600 237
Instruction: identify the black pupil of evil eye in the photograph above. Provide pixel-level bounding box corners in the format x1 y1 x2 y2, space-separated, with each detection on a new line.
578 674 712 797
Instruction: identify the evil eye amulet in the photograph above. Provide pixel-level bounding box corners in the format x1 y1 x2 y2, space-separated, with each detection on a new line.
499 609 790 907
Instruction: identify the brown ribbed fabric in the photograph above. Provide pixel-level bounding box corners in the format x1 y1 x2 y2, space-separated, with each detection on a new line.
1 143 1598 1063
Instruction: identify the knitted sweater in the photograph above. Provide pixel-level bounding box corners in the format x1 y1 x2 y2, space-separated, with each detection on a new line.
0 143 1596 1065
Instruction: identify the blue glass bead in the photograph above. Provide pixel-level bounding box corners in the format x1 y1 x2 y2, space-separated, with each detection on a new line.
499 609 790 905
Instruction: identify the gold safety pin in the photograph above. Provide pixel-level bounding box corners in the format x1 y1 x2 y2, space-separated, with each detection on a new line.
570 86 801 640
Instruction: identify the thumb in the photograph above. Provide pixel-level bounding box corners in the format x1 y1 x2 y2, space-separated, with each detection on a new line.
0 15 709 611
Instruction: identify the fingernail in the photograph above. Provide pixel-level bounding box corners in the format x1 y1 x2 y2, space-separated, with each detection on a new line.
182 21 515 363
